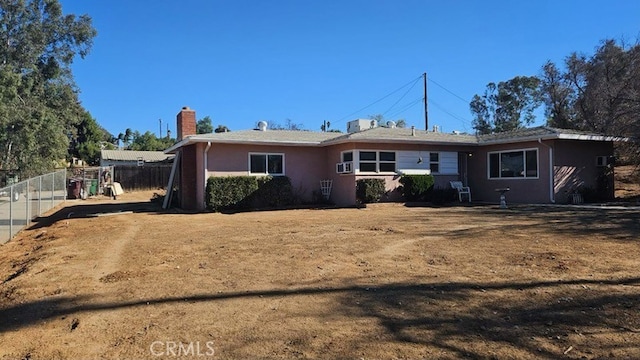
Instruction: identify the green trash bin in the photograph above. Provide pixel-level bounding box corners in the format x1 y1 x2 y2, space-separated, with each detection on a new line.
89 179 98 196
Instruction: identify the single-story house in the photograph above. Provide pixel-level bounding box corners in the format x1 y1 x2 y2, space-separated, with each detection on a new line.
100 150 175 167
166 106 623 210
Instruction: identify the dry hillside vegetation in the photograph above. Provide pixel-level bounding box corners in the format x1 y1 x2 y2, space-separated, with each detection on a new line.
0 168 639 359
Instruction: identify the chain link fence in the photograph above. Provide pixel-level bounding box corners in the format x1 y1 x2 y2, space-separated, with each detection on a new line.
0 169 67 244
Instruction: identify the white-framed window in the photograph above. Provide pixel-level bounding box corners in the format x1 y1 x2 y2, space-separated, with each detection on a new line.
249 153 284 175
488 149 538 179
429 152 439 173
342 151 353 163
336 151 355 174
357 150 396 173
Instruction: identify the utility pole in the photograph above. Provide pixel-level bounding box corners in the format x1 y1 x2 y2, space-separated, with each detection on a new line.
423 72 428 131
159 118 162 138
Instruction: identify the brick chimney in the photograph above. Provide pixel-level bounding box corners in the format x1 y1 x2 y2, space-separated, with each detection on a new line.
177 106 196 141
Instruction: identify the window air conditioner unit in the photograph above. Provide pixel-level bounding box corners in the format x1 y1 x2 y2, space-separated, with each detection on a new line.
336 162 353 174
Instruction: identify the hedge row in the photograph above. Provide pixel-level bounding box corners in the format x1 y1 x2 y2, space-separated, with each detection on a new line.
355 178 386 203
398 174 435 201
357 174 446 204
205 175 294 212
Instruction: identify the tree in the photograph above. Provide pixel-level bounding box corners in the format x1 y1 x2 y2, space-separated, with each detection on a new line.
469 94 492 135
197 116 214 134
69 111 114 165
128 131 175 151
469 76 542 134
545 40 640 165
269 118 303 130
123 128 133 147
367 114 407 128
540 61 576 129
0 0 97 177
214 124 230 133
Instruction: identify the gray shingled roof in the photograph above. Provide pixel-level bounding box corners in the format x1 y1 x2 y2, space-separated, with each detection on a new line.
324 126 477 145
101 150 175 162
165 126 619 153
188 129 339 144
478 126 623 144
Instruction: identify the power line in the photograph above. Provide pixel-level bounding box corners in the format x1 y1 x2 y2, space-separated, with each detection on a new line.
428 99 470 132
336 75 423 124
386 97 423 119
428 77 470 104
332 74 473 132
382 77 421 118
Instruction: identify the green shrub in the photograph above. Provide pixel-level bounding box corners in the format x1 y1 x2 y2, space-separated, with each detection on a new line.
255 176 294 207
206 175 295 211
356 178 386 203
398 174 434 201
206 176 258 211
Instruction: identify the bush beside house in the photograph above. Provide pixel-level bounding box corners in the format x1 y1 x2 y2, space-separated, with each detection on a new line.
356 178 386 203
398 174 435 202
206 175 295 212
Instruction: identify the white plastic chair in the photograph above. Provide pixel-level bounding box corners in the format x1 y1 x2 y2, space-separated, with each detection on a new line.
450 181 471 202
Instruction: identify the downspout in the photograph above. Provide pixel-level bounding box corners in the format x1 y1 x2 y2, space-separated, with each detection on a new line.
203 142 211 209
538 138 555 203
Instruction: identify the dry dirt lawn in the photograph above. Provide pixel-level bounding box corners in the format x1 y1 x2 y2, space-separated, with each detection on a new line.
1 185 640 359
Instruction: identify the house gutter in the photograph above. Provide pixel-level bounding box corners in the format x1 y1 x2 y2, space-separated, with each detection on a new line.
203 142 211 209
538 138 555 203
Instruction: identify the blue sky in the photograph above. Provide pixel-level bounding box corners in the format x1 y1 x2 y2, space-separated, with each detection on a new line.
62 0 640 137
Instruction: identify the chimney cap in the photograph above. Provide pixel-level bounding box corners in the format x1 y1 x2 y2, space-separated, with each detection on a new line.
182 106 191 110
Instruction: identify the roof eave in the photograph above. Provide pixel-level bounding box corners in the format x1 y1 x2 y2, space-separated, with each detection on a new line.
480 134 559 145
164 136 325 153
557 133 629 142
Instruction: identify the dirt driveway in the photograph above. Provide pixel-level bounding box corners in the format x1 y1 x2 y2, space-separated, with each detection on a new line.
1 191 639 359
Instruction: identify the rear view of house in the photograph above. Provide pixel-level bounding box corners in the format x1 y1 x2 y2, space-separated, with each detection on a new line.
166 107 621 210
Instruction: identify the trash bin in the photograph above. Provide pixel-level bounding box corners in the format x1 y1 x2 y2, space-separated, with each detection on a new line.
89 179 98 196
67 180 82 199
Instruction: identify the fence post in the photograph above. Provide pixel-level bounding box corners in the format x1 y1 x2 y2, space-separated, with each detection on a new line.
26 180 30 226
9 185 13 239
51 173 54 209
38 175 42 215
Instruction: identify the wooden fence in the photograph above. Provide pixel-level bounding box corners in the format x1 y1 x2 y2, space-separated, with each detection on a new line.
113 165 173 191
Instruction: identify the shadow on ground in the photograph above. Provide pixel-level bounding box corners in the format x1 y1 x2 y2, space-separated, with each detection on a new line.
27 200 163 230
1 276 639 357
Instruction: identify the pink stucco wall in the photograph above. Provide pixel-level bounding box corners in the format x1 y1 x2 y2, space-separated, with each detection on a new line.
467 139 615 204
468 140 552 204
185 138 615 209
325 142 473 206
553 140 614 203
205 143 327 204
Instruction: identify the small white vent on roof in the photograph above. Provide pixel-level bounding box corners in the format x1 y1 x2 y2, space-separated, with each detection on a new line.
257 121 268 131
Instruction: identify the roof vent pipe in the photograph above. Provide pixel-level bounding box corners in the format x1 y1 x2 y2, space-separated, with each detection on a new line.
257 121 268 131
411 126 416 136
